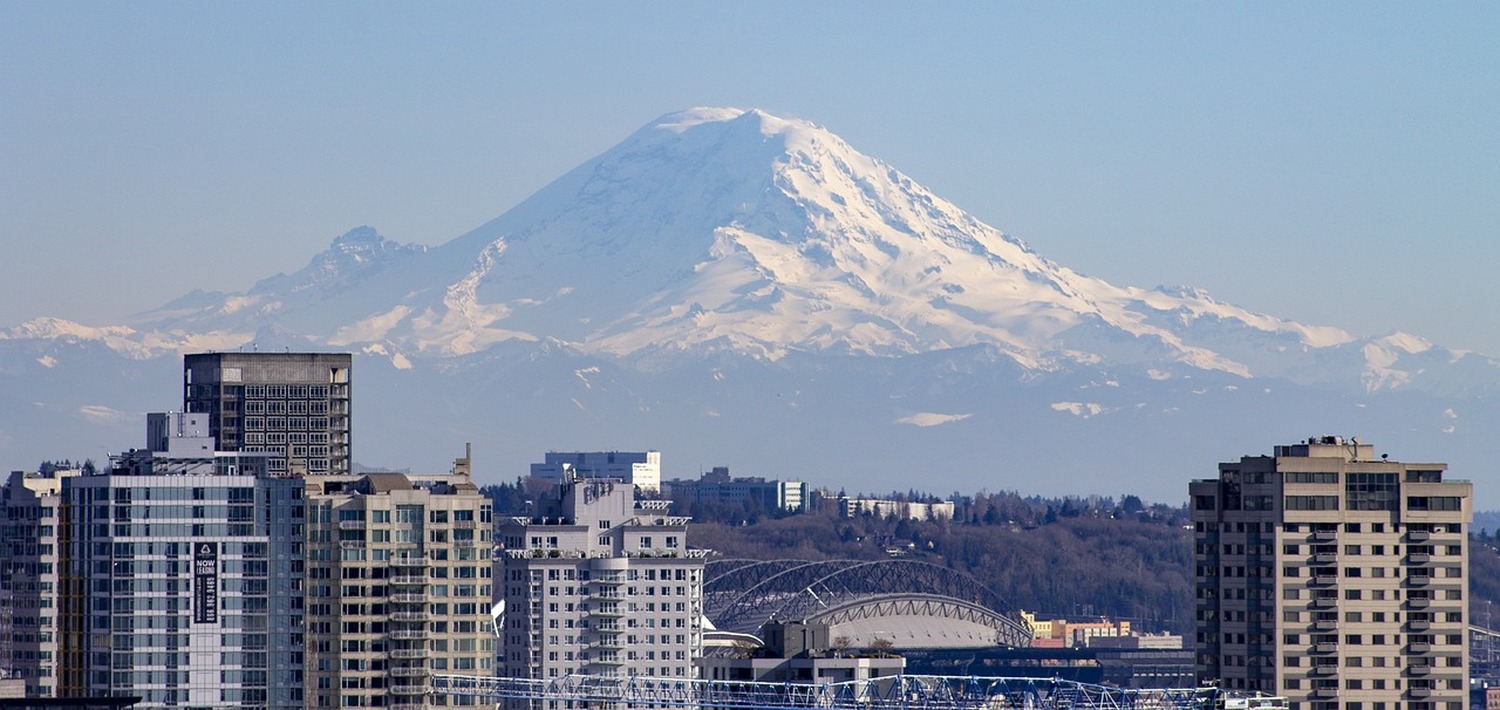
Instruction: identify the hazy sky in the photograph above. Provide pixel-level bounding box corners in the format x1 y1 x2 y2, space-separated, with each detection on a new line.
3 3 1497 352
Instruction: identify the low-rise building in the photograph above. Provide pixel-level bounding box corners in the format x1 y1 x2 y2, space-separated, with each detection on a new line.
665 467 808 513
838 497 954 521
529 451 661 493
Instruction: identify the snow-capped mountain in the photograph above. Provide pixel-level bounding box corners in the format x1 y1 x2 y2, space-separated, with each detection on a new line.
3 108 1497 503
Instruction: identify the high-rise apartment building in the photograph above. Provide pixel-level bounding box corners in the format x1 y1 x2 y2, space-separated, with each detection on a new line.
302 468 495 709
58 412 306 708
0 467 79 696
1190 436 1471 710
530 451 661 493
496 478 707 686
183 352 352 476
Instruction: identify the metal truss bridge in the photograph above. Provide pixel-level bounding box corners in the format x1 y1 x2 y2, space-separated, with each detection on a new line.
430 673 1212 710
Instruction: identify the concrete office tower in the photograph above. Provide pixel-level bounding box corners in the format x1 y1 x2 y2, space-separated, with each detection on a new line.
57 413 305 708
0 466 80 697
530 451 661 493
302 468 494 710
497 478 708 687
1190 436 1471 710
183 352 352 476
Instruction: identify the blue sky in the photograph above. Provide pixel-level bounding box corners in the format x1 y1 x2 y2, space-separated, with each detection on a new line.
3 3 1497 352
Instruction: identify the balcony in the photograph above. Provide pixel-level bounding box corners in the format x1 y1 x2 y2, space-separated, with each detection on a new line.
1311 644 1337 654
1407 688 1432 699
389 630 428 640
1311 531 1337 542
392 593 427 604
1310 665 1338 676
1311 575 1337 586
1407 620 1431 632
338 520 366 530
391 684 425 696
1407 598 1431 609
391 611 428 622
1312 620 1337 632
1407 553 1431 565
1311 553 1337 564
1408 665 1432 676
1407 642 1432 654
390 649 428 660
592 635 625 649
591 605 625 617
1311 598 1338 609
392 557 425 568
1408 531 1431 543
390 666 427 678
1408 574 1433 586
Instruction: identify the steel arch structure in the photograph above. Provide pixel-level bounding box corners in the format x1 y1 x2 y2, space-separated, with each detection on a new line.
704 559 1032 647
429 672 1211 710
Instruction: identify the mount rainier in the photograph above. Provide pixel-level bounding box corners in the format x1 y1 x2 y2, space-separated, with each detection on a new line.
4 108 1496 503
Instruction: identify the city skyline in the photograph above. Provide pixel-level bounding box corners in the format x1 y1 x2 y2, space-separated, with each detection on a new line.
2 4 1498 354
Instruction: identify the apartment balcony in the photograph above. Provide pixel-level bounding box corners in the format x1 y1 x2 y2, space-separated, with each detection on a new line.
390 666 427 678
1311 531 1337 543
1311 644 1337 654
389 629 428 641
1407 598 1431 609
593 590 625 600
592 636 625 650
1311 598 1337 609
1311 575 1337 586
1408 665 1433 676
593 576 624 586
1408 574 1433 586
391 611 428 622
591 605 625 617
1407 620 1432 632
1311 553 1337 564
391 575 426 586
391 684 425 696
1309 665 1338 676
338 521 366 530
1312 620 1337 632
454 520 476 529
1407 553 1431 565
1407 642 1432 654
1408 531 1431 543
1311 688 1339 699
339 541 366 550
392 557 425 568
392 593 427 604
390 649 428 660
391 704 425 710
1407 688 1432 699
588 656 625 666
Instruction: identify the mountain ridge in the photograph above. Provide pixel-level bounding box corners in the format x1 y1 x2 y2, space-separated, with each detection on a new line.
2 107 1497 503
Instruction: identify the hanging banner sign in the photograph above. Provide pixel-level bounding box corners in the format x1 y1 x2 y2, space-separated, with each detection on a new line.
193 542 219 624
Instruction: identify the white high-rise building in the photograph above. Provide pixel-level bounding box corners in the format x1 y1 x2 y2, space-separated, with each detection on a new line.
496 478 707 688
57 413 307 708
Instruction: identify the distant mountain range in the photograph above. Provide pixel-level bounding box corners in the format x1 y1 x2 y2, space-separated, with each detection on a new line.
4 108 1496 503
